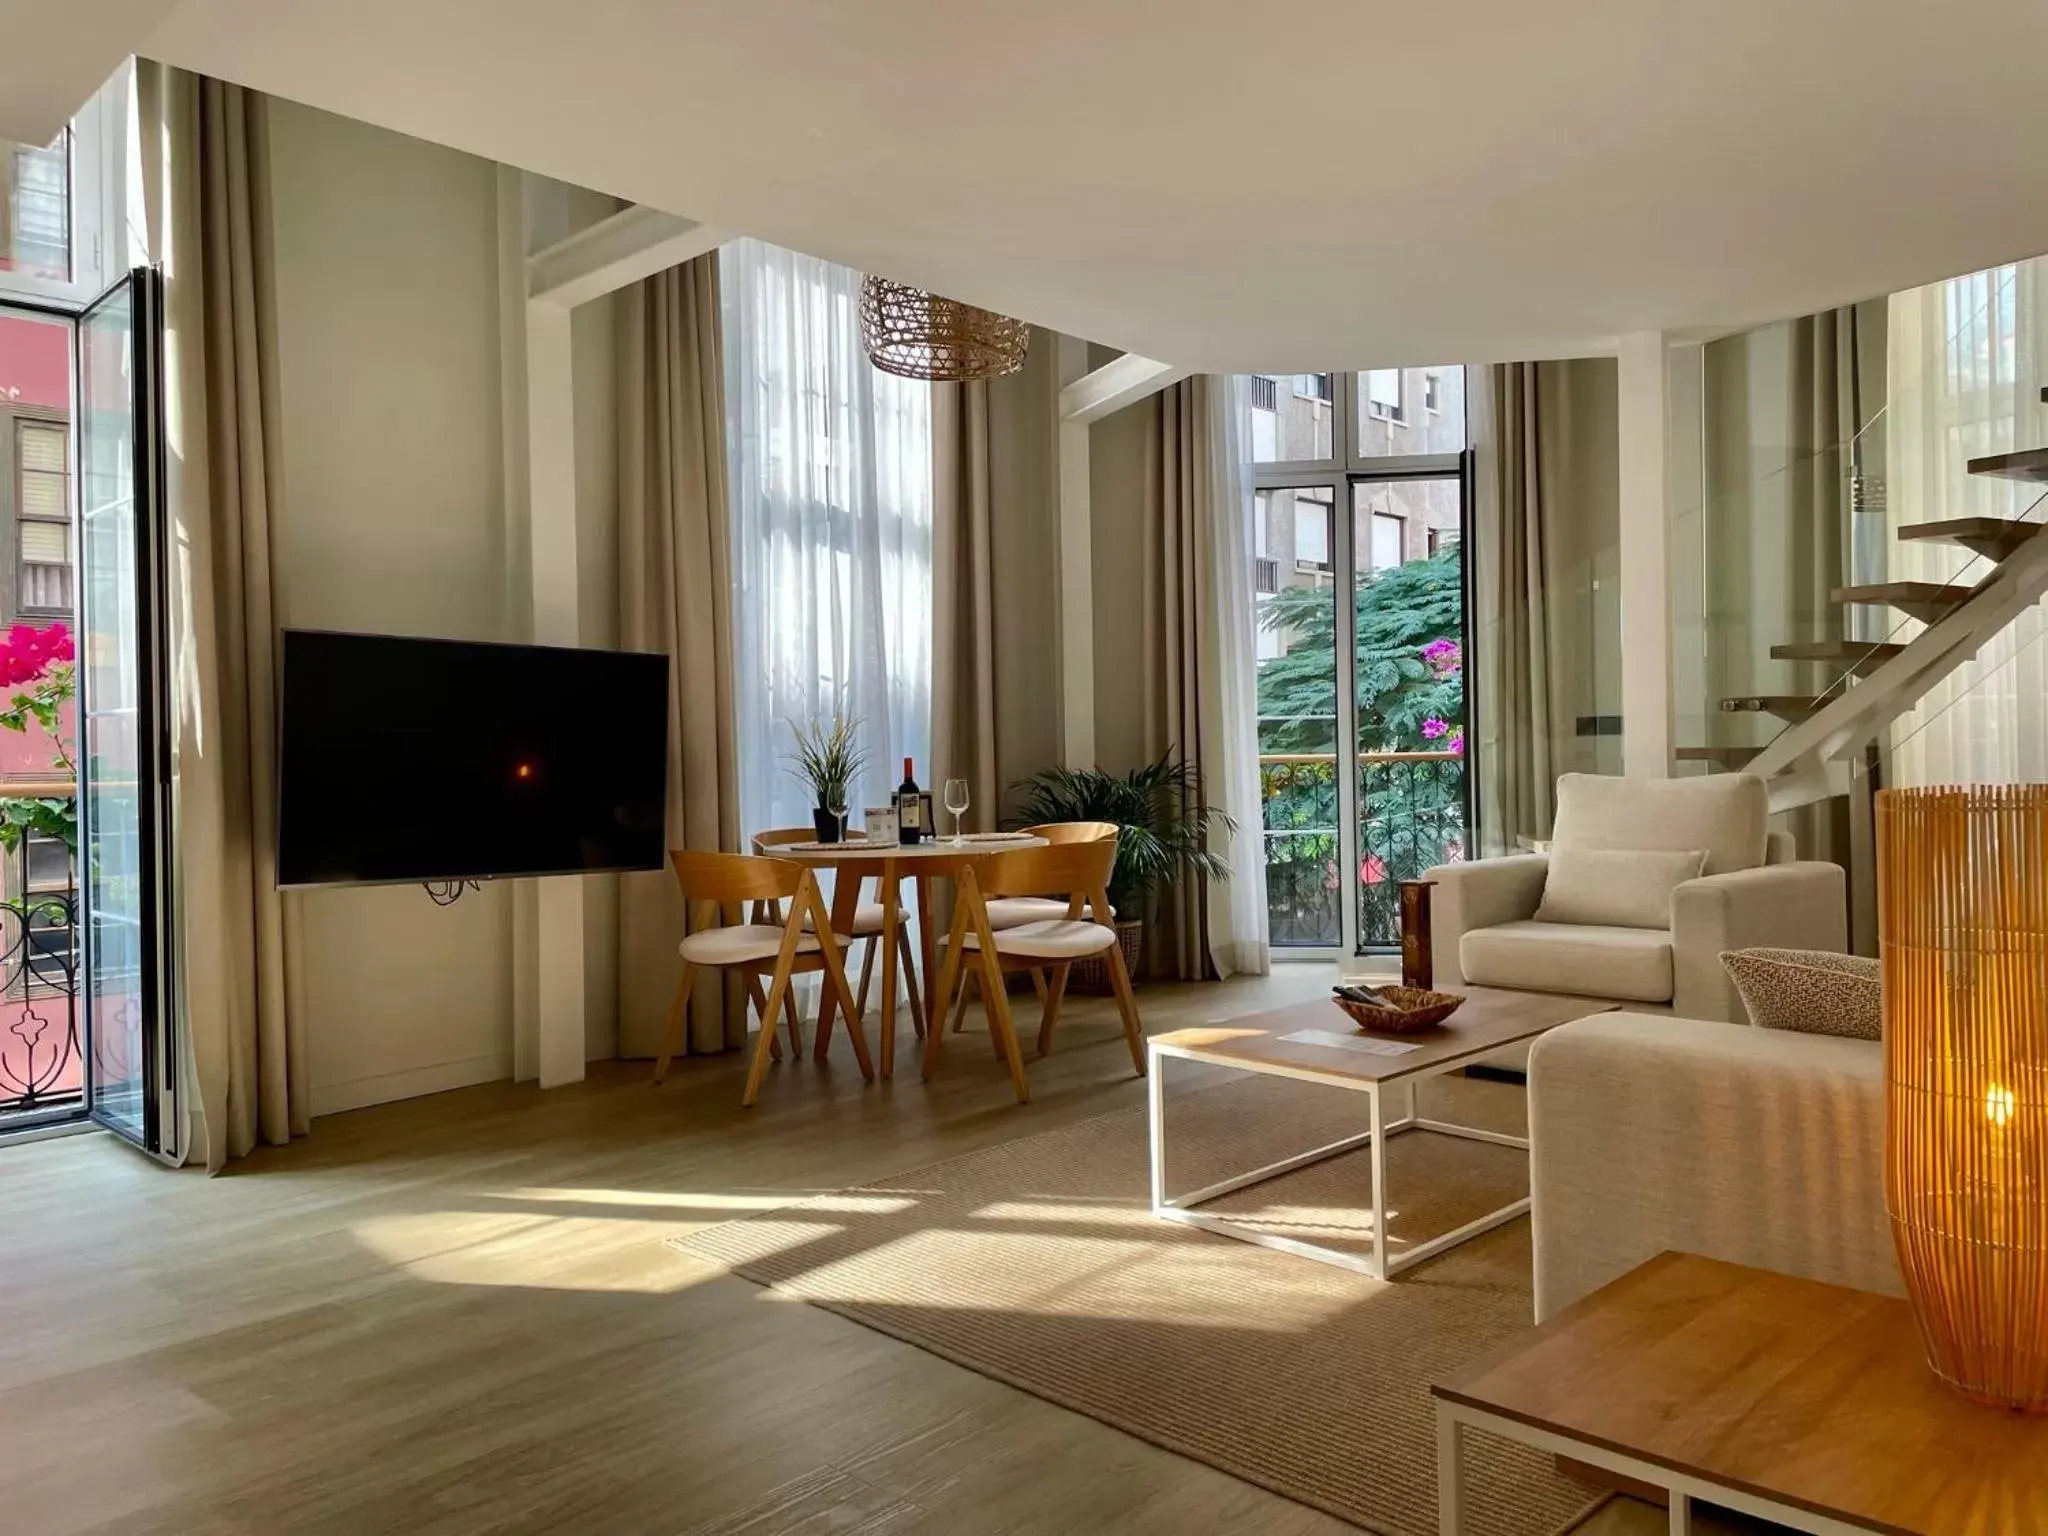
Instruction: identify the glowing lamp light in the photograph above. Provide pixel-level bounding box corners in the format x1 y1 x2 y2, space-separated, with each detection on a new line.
1988 1083 2018 1128
515 763 534 781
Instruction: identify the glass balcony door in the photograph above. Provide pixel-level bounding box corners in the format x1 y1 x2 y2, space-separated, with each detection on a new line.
1249 370 1472 960
78 267 175 1155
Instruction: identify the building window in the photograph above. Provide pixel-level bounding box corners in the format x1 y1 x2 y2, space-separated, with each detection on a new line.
1249 374 1278 412
1370 512 1405 571
1424 373 1441 413
15 419 72 618
1293 487 1333 571
1365 368 1404 422
1295 372 1331 403
1426 526 1442 556
1 135 70 283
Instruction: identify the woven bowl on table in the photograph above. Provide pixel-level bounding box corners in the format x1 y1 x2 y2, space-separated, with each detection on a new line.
1334 987 1464 1034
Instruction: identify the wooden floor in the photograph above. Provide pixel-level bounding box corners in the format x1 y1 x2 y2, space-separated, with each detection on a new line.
0 968 1408 1536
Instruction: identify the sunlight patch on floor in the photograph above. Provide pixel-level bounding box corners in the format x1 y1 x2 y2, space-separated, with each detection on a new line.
347 1210 727 1293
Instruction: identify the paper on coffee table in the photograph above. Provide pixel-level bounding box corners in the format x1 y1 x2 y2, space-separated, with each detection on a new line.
1279 1028 1422 1057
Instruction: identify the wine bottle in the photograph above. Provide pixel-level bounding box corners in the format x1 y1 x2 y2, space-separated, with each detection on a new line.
896 757 925 845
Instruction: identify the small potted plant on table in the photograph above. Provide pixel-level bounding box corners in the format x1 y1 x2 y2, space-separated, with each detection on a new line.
1009 750 1231 989
788 713 867 843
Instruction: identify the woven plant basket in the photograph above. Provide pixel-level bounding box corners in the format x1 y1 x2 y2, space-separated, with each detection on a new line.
1071 920 1144 995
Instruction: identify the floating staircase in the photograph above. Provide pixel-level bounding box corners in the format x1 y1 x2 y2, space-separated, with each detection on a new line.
1741 387 2048 812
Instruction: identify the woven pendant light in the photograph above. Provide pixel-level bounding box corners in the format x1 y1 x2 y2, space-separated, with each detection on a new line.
1879 783 2048 1410
860 275 1029 381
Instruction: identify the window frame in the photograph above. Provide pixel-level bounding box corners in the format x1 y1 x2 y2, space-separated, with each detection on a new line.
0 73 122 309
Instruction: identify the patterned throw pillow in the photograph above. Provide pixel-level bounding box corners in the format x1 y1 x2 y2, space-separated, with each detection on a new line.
1721 947 1881 1040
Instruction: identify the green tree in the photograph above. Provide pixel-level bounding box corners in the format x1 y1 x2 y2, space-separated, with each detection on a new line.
1255 542 1465 946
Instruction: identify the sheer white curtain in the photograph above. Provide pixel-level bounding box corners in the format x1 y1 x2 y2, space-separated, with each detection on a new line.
722 239 932 835
1207 376 1270 975
1888 259 2048 785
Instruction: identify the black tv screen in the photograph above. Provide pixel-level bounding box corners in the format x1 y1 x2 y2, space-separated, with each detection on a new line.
277 630 669 888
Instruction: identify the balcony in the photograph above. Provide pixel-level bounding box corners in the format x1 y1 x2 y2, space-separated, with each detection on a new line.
1261 750 1465 951
0 779 79 1128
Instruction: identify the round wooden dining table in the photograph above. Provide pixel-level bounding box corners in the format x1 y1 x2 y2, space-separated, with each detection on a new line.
770 833 1048 1078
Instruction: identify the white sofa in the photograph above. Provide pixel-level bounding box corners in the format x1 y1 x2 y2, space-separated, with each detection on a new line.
1425 772 1847 1024
1527 1011 1899 1320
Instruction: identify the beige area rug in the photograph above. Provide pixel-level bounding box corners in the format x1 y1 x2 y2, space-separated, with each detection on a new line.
673 1072 1603 1536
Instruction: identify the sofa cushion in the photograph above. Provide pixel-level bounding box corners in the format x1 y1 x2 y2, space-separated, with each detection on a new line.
1550 771 1768 875
1461 920 1674 1002
1535 846 1706 929
1721 947 1882 1039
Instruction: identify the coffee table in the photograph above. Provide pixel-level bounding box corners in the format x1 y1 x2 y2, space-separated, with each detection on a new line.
1146 987 1616 1281
1432 1251 2048 1535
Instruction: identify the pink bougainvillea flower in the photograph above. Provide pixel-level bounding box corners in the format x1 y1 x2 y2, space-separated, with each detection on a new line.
0 622 73 689
1448 729 1465 755
1421 717 1450 740
1421 638 1462 677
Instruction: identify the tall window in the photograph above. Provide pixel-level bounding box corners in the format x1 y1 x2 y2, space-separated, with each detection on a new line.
1241 367 1470 955
721 238 933 835
15 418 71 618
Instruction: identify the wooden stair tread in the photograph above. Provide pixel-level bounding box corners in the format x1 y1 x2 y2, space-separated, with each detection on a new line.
1719 696 1820 715
1966 447 2048 483
1832 581 1973 605
1896 517 2042 556
1769 640 1905 670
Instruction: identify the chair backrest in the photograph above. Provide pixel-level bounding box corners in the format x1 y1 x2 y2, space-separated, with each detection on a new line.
751 827 816 856
1027 820 1119 846
978 838 1116 910
669 850 805 906
1550 772 1768 876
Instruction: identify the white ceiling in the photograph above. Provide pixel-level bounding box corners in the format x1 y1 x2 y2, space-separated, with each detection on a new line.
0 0 179 144
21 1 2048 369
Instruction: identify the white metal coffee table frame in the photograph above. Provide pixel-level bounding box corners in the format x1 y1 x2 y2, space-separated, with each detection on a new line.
1145 1032 1537 1282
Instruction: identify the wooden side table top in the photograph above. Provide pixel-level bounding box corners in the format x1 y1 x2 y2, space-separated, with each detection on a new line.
1434 1251 2048 1536
1149 985 1618 1086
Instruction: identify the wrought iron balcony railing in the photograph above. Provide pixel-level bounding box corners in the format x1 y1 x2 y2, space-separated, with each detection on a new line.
0 779 79 1126
1259 750 1465 951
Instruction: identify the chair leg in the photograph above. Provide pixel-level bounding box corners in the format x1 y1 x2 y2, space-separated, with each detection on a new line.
653 961 696 1083
1105 940 1146 1077
1037 963 1071 1058
899 927 926 1041
803 878 875 1083
1030 968 1049 1004
961 875 1029 1104
782 984 804 1057
950 968 976 1032
923 896 973 1082
747 975 783 1063
742 962 792 1107
854 937 877 1019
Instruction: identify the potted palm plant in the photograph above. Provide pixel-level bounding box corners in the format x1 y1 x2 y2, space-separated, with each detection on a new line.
786 713 868 842
1009 750 1232 987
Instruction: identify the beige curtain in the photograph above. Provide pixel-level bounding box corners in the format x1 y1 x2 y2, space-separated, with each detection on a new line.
148 65 308 1170
1473 360 1619 856
615 256 746 1058
1140 380 1222 981
930 379 999 818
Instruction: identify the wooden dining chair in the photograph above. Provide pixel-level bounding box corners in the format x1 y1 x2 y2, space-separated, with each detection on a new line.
926 837 1143 1104
951 820 1119 1033
752 827 924 1036
655 850 872 1107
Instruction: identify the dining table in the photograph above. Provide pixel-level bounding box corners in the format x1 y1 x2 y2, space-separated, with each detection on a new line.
770 832 1049 1078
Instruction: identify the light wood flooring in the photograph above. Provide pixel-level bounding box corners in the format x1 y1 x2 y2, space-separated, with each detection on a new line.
0 967 1427 1536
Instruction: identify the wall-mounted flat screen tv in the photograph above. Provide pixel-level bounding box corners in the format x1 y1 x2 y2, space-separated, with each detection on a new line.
277 629 669 888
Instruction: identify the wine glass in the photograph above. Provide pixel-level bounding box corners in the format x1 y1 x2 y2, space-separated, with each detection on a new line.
825 787 849 846
943 778 971 844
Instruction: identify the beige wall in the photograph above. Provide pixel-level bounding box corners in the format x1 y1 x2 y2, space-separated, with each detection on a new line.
269 99 516 1116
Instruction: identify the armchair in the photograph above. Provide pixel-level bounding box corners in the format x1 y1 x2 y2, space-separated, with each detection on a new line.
1426 773 1847 1022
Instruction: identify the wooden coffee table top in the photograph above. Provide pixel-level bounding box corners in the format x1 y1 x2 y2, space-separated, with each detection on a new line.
1436 1251 2048 1535
1148 985 1617 1086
